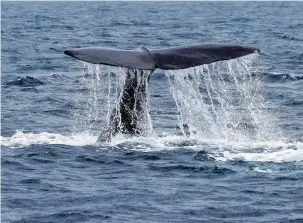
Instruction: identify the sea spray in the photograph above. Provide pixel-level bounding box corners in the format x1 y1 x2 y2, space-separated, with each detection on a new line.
72 64 126 136
72 54 282 142
165 53 283 141
72 64 153 138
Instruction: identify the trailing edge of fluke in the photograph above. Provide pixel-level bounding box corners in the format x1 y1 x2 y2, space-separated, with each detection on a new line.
64 44 260 70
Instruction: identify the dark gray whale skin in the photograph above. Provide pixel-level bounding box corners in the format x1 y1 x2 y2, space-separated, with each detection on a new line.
64 44 259 141
97 69 152 142
64 44 259 70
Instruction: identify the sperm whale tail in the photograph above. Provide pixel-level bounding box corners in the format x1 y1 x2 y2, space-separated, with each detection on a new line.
64 44 259 70
64 44 259 141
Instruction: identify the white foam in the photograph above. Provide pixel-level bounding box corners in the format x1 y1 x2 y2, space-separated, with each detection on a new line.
2 131 302 163
253 167 273 173
1 130 97 148
223 146 303 163
109 134 303 163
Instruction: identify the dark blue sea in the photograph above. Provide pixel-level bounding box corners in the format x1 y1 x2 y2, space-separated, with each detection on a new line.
1 2 303 222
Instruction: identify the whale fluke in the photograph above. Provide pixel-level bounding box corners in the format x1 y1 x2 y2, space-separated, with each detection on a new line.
150 44 259 70
64 44 259 70
64 47 155 70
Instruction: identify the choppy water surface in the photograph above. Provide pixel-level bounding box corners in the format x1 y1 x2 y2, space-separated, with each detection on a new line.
1 2 303 222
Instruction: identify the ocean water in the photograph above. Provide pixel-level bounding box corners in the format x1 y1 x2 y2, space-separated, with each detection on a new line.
1 2 303 222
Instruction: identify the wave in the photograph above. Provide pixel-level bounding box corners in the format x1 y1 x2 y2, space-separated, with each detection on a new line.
1 131 302 163
280 35 303 42
262 72 303 82
3 76 45 87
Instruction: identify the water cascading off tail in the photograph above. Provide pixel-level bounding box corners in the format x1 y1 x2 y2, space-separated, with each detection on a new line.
73 53 281 142
72 64 153 138
166 54 282 141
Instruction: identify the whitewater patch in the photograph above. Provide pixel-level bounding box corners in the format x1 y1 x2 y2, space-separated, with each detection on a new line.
1 130 97 148
2 131 302 163
253 167 274 173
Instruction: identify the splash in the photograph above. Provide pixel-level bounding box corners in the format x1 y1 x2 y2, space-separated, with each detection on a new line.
0 130 97 148
2 131 302 163
72 54 283 143
72 64 120 136
72 64 153 139
165 53 283 141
